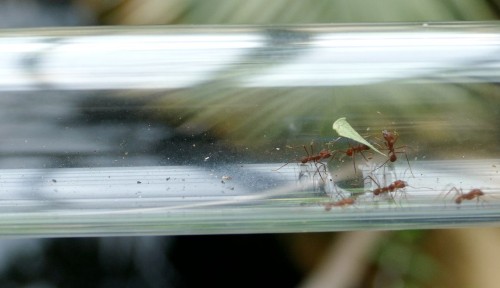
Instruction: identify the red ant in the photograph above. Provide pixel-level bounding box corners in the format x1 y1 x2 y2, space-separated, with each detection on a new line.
375 130 413 176
332 141 371 174
300 148 333 164
445 187 485 205
275 144 335 184
323 197 355 211
364 175 410 204
274 144 333 171
376 180 408 196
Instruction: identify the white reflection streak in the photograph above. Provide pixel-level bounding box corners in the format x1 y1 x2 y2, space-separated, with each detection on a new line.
1 27 500 90
313 32 500 47
0 34 265 90
45 34 264 89
60 35 264 51
243 32 500 87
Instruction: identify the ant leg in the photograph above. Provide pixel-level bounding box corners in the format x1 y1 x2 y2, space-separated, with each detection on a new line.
444 187 460 198
314 161 327 183
273 145 301 171
273 162 290 171
394 149 414 178
303 145 311 158
363 175 381 198
320 150 338 189
309 161 330 195
363 175 377 188
371 157 390 174
396 186 408 205
436 186 455 207
352 152 357 174
326 150 338 166
447 187 462 205
319 151 337 199
359 151 370 162
274 145 304 171
325 137 342 149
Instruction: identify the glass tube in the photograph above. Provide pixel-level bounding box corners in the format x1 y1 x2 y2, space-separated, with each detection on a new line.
0 22 499 237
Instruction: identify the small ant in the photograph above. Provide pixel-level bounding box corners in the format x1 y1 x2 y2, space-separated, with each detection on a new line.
300 148 333 164
375 180 408 196
274 144 333 172
366 176 408 196
375 130 413 176
330 140 371 174
275 144 335 184
323 197 355 211
446 187 485 205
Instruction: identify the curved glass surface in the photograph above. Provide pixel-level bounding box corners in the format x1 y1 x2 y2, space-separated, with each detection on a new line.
0 22 498 237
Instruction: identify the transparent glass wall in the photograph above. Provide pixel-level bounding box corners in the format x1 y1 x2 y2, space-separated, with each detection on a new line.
0 23 499 237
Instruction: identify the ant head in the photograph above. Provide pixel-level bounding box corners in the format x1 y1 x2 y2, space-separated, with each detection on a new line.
300 156 308 164
455 197 463 204
382 130 397 142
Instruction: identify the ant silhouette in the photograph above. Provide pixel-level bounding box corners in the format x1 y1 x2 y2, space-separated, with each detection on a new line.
373 130 414 177
364 175 409 201
274 143 335 184
323 197 356 211
274 144 332 171
445 187 485 205
363 166 421 204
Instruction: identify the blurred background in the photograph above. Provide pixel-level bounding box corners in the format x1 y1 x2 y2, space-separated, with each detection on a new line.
0 0 499 287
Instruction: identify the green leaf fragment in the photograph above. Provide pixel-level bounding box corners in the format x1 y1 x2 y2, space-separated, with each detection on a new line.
332 117 386 156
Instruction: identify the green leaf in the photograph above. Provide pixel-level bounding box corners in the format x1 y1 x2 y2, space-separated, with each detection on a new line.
332 117 385 156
